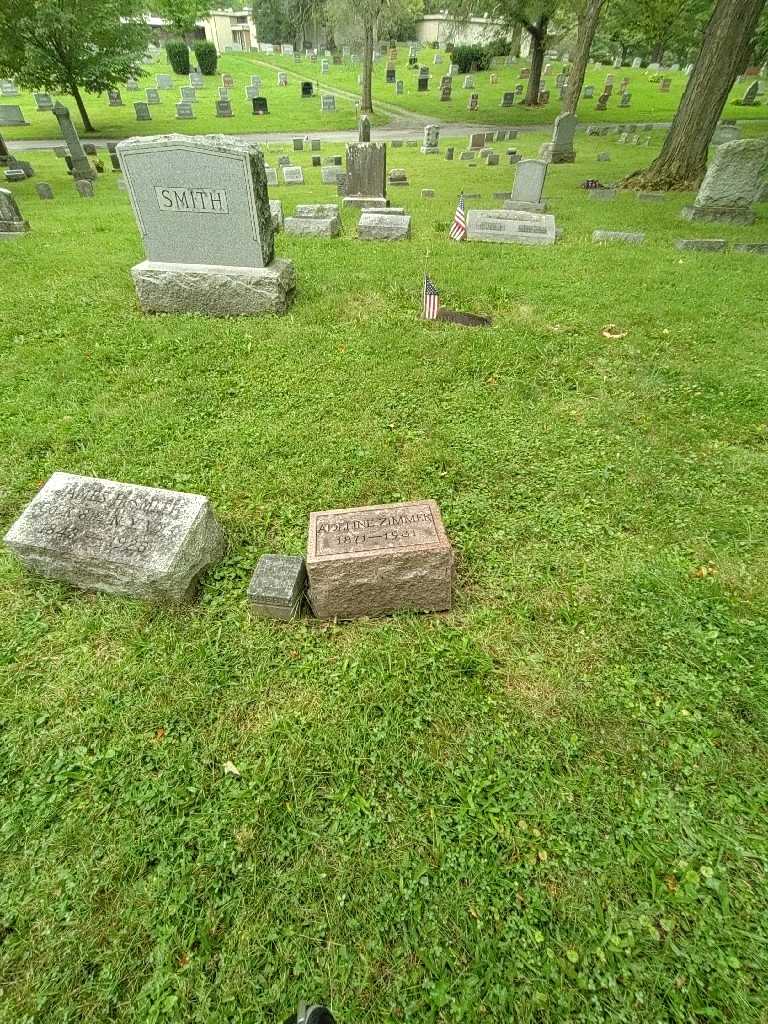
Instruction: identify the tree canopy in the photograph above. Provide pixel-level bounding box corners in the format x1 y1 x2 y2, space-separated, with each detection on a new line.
153 0 212 38
0 0 150 130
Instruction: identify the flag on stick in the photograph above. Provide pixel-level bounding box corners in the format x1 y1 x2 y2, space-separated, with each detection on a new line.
422 274 440 320
449 192 467 241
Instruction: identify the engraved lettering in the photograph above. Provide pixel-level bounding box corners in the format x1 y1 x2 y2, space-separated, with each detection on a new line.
315 504 438 556
154 186 229 214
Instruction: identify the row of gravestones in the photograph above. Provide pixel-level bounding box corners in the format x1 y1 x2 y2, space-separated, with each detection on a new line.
3 473 454 622
132 96 337 121
4 108 765 278
5 135 766 251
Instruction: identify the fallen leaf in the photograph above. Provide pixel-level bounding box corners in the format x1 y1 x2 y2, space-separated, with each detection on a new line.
537 849 548 862
601 324 628 339
664 875 678 892
223 760 241 779
693 564 717 578
154 727 166 741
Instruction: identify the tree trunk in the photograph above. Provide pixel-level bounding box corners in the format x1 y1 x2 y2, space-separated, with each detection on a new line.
361 20 374 114
511 23 523 58
524 17 548 105
70 83 94 133
651 39 665 63
624 0 767 191
563 0 607 115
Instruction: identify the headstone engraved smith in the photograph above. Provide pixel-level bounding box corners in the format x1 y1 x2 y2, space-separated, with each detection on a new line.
116 134 295 316
4 473 226 603
306 500 454 620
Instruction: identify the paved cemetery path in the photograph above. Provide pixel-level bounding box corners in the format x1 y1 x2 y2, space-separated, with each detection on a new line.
6 120 709 152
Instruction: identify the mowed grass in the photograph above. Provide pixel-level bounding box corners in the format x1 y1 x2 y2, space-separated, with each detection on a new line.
0 52 386 141
1 129 768 1024
3 45 767 140
263 46 768 128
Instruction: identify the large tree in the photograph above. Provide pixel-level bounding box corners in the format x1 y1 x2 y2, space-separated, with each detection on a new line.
449 2 557 105
154 0 211 39
562 0 608 114
519 7 552 104
0 0 150 132
326 0 422 114
252 0 319 48
625 0 767 190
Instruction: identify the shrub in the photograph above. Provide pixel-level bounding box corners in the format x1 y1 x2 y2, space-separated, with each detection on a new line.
485 37 514 58
194 41 218 75
165 41 190 75
451 44 491 73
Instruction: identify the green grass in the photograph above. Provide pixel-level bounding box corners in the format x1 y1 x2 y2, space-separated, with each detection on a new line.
1 128 768 1024
0 52 386 142
263 46 768 128
2 45 767 140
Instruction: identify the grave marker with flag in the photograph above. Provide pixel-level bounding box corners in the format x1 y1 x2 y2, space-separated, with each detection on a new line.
449 192 467 241
422 274 440 320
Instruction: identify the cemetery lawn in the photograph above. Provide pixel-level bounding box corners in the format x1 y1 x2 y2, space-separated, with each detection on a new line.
2 48 768 141
2 130 768 1024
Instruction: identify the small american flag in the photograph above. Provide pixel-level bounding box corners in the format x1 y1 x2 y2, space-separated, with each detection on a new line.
449 192 467 241
422 275 440 320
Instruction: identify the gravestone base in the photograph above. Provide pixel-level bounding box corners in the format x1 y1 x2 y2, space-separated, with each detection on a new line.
357 212 411 240
131 258 296 316
539 142 575 164
342 195 388 209
681 204 756 225
503 199 548 213
284 215 339 237
0 218 30 235
467 209 556 246
420 146 439 155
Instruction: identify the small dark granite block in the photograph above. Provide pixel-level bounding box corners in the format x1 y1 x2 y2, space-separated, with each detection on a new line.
247 554 306 620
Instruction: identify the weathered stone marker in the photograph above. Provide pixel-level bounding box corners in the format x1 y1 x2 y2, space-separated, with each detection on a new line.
466 209 556 246
0 188 30 234
247 554 306 620
421 124 440 154
0 104 28 126
52 102 96 180
682 138 768 225
508 158 548 211
4 472 226 603
357 211 411 240
117 134 295 315
538 112 577 164
306 500 453 620
343 141 387 208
